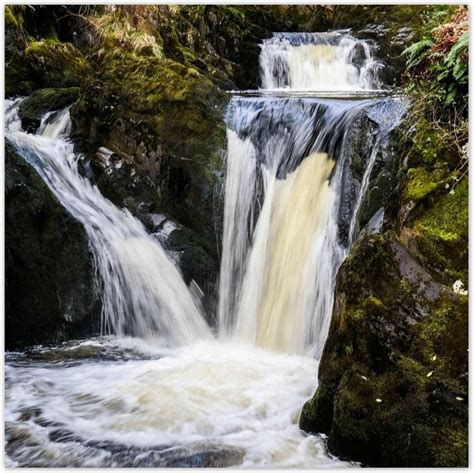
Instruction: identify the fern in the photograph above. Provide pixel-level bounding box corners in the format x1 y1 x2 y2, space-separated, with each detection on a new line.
403 38 433 69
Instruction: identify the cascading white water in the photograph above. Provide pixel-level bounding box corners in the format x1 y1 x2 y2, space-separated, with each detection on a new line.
5 99 211 347
260 31 383 90
218 96 376 357
5 97 351 468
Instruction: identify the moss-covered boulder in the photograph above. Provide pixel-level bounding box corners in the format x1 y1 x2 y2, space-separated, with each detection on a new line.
18 87 80 132
5 144 99 349
300 231 468 466
23 40 92 90
5 14 93 98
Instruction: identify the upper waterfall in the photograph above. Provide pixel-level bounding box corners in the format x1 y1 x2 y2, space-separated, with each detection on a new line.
259 31 383 91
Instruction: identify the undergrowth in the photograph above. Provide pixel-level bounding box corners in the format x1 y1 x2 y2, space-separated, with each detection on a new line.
402 5 468 188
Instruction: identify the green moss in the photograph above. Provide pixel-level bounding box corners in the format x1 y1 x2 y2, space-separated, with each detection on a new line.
364 295 386 310
19 87 80 120
414 179 467 242
400 277 412 294
347 307 365 323
411 119 452 166
5 6 21 28
26 38 56 51
24 40 93 89
344 344 354 355
403 167 442 201
436 423 468 467
411 178 468 282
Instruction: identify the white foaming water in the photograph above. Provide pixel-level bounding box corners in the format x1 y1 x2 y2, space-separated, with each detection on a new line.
5 100 211 346
260 31 383 91
5 338 351 467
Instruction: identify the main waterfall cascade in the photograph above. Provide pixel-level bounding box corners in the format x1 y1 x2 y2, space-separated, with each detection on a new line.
219 97 368 357
218 32 401 357
6 31 403 467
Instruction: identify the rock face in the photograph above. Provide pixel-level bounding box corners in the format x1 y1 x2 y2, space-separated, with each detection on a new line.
300 232 467 467
5 145 99 349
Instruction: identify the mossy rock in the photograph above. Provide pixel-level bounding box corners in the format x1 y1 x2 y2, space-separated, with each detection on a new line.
403 167 446 201
300 233 468 467
71 48 227 263
18 87 80 132
24 39 93 90
410 178 468 283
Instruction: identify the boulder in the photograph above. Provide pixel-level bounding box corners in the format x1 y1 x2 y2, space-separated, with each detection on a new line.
300 233 468 467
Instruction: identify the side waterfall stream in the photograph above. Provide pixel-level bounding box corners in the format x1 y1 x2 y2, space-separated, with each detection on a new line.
5 32 404 467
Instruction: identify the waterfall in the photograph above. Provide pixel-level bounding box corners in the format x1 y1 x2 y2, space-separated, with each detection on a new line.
5 29 404 468
219 97 374 357
5 100 211 347
6 31 398 358
259 32 383 90
218 32 395 357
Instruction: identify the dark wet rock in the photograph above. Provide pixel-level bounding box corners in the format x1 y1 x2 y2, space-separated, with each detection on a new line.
358 207 384 239
337 112 378 246
18 87 79 133
22 344 106 364
95 155 160 212
358 24 390 39
97 442 245 468
159 445 245 468
354 135 400 232
166 227 219 322
338 98 407 245
300 233 468 467
50 433 245 468
5 144 99 349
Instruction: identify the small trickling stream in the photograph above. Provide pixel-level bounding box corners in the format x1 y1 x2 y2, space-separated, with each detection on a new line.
5 31 405 467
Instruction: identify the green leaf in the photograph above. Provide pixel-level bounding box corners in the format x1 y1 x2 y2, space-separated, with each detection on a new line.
403 38 433 69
